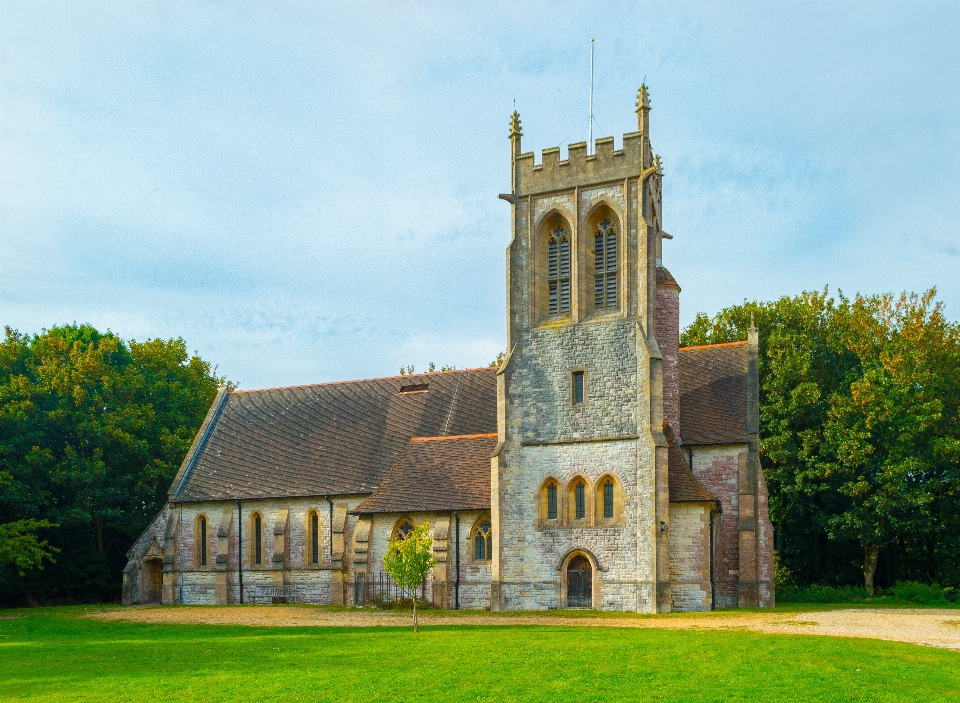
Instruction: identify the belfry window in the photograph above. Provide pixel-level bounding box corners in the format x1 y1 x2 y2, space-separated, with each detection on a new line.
594 219 617 309
548 226 571 314
472 517 492 561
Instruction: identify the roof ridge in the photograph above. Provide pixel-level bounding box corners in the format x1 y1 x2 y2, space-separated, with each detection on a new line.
679 340 747 352
411 433 498 442
231 366 494 394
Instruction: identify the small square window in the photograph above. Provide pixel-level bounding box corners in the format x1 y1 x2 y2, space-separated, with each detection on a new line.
572 371 585 405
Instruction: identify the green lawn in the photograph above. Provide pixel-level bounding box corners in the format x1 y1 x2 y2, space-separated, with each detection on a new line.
1 607 958 702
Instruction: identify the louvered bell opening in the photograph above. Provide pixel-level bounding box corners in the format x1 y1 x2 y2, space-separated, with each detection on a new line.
559 239 570 279
606 273 616 308
595 274 605 307
606 232 617 272
548 240 558 280
559 280 570 313
594 233 604 273
549 281 559 314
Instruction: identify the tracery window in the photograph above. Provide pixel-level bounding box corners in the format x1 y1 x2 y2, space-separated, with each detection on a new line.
548 226 571 314
392 518 415 542
594 219 617 309
471 516 492 561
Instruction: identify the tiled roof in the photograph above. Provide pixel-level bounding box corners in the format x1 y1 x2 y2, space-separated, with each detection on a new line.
679 341 748 445
353 434 497 514
664 422 716 503
170 368 497 501
656 265 681 291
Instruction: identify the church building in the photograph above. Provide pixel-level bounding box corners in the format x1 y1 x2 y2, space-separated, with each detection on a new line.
123 86 775 612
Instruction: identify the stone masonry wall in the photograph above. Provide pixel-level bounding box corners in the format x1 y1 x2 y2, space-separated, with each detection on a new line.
498 439 651 612
512 320 639 443
668 502 712 611
366 511 492 610
163 496 365 605
690 445 744 609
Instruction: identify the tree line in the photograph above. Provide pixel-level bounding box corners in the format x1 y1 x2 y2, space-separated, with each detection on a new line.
682 288 960 592
2 287 958 603
0 325 222 605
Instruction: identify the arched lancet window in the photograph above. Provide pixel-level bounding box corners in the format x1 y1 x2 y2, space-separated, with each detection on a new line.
471 516 492 561
595 475 621 523
196 515 207 567
251 512 263 565
575 481 586 520
594 219 617 309
540 478 560 524
548 225 571 314
307 510 320 565
392 518 415 542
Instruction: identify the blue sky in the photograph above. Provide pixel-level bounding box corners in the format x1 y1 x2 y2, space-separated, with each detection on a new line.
2 1 958 389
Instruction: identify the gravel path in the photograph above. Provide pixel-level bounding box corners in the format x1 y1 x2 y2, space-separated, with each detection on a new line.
93 606 960 651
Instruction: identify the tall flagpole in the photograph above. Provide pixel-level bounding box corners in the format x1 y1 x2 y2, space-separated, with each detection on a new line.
589 38 594 155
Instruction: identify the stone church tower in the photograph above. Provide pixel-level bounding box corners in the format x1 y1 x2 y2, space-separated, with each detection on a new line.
492 86 692 613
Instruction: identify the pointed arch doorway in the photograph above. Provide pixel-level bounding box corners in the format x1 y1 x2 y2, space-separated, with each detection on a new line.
566 555 593 608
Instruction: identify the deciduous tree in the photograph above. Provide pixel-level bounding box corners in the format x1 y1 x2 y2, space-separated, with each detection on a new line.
382 520 436 632
0 325 223 603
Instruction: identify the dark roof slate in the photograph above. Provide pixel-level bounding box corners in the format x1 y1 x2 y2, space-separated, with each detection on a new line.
352 433 496 515
656 265 681 291
679 341 748 445
171 368 497 501
664 422 716 504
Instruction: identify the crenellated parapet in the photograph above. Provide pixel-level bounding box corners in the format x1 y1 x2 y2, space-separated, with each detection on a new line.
514 133 645 195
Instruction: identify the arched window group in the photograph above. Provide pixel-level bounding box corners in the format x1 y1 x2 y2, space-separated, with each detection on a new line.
540 208 619 320
539 474 622 526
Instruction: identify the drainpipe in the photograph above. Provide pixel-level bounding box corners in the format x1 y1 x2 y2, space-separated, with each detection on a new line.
709 510 716 611
454 511 460 610
325 496 334 560
236 499 244 604
178 503 183 605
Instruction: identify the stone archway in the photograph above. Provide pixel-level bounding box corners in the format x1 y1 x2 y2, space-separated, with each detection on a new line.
141 558 163 604
566 555 593 608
